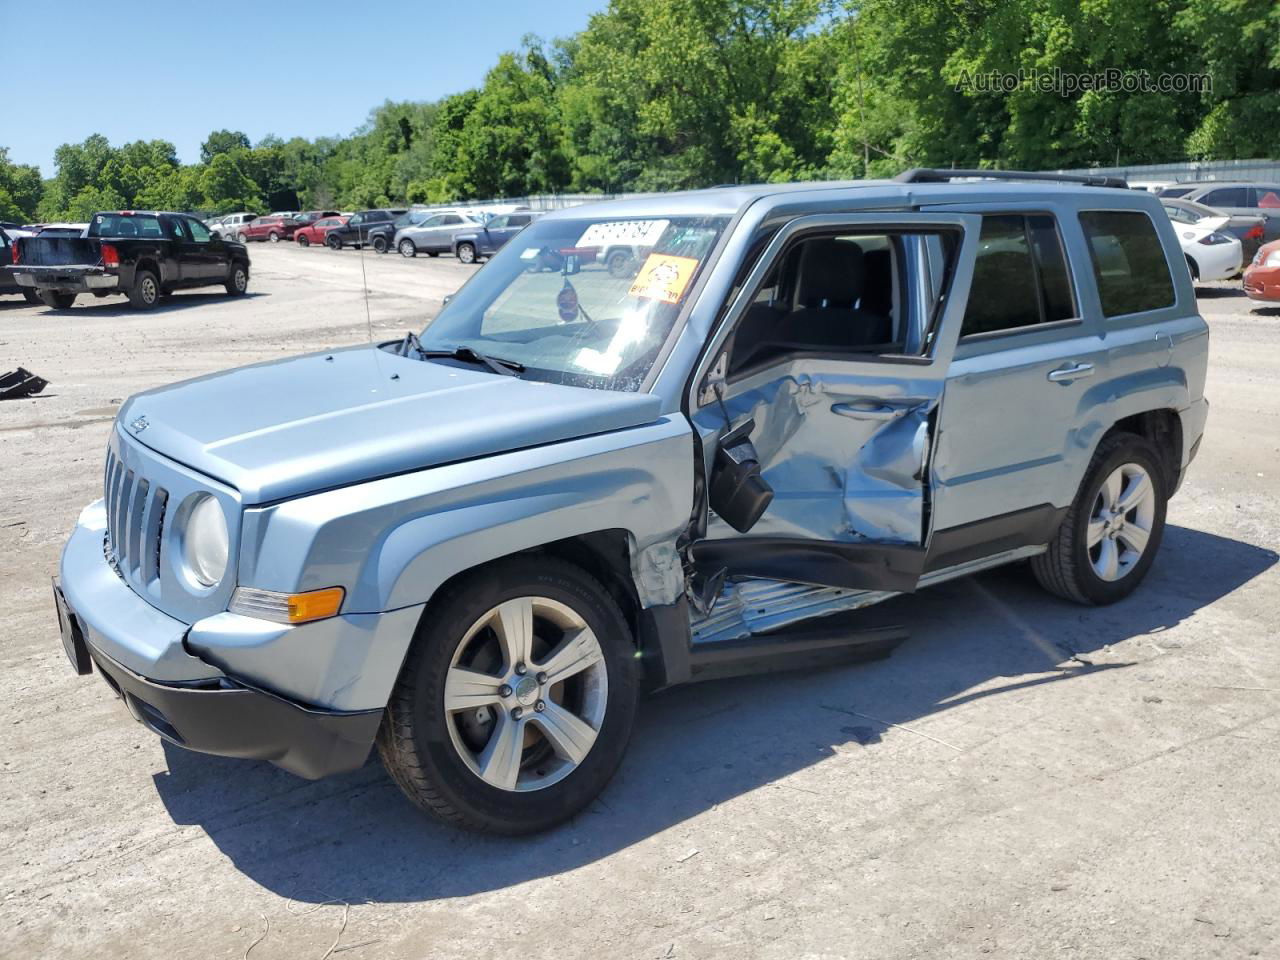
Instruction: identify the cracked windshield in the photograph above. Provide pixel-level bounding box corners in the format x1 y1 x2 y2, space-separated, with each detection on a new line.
418 215 727 389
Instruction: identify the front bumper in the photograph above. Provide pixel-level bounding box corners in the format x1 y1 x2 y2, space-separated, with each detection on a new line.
1243 265 1280 302
57 501 385 779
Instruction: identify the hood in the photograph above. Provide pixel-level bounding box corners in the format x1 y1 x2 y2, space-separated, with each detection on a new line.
119 345 663 504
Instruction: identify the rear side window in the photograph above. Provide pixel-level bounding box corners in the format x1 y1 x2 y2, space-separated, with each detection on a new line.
1200 187 1247 207
961 214 1075 337
89 214 164 238
1256 187 1280 209
1079 211 1175 317
509 214 531 227
443 215 463 225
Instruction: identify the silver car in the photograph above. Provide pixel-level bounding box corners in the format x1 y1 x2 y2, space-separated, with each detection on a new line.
53 170 1209 835
213 212 259 241
394 211 480 257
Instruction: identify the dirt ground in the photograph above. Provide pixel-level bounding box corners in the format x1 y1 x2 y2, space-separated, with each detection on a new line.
1 243 1278 960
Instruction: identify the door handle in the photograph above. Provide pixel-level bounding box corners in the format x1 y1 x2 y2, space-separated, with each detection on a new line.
1047 362 1094 383
831 401 903 421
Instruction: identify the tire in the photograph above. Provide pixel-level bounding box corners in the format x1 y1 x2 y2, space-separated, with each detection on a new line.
38 290 76 309
1031 432 1168 605
398 239 416 258
456 242 477 265
22 288 39 304
372 235 388 254
237 233 248 244
268 231 280 243
378 555 640 835
606 250 633 278
1185 255 1199 281
297 234 310 247
224 262 249 296
328 234 343 250
127 270 160 310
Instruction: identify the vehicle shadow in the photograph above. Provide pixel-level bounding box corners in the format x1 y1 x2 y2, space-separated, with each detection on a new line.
36 291 268 318
1194 285 1245 298
153 524 1276 904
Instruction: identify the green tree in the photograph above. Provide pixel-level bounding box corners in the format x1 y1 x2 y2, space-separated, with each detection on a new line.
0 147 43 221
201 152 263 213
200 129 251 164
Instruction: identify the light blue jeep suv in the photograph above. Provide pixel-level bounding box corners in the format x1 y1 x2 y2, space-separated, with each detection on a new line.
54 170 1209 833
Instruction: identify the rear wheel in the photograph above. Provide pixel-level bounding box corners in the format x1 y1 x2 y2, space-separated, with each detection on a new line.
373 235 388 254
237 232 248 243
398 239 416 258
297 234 310 247
1031 432 1167 605
37 290 76 310
268 231 280 243
127 270 160 310
22 288 39 304
378 556 639 834
327 234 343 250
456 242 477 264
224 262 248 296
1185 255 1199 282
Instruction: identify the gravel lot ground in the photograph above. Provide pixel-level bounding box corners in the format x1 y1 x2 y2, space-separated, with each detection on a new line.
1 243 1278 960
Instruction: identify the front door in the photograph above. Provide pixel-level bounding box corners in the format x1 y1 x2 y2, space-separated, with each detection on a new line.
184 217 228 280
688 212 980 593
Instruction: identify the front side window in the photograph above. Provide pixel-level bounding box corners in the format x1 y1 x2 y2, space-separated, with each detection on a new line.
187 218 211 242
1079 210 1175 317
420 215 728 390
727 227 960 375
487 216 510 229
1201 187 1247 207
961 214 1076 337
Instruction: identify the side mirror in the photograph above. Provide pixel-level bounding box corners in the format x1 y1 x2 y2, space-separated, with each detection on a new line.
708 417 773 534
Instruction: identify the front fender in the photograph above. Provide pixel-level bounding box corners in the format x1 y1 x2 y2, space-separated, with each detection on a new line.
238 416 694 615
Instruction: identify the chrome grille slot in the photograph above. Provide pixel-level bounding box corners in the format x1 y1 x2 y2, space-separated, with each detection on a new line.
102 443 169 588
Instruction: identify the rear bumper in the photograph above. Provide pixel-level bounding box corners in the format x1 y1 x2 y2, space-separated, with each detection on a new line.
9 268 118 292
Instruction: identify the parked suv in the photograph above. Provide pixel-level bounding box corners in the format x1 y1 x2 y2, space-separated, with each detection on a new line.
394 211 479 257
212 212 259 241
238 215 298 243
1158 182 1280 242
327 209 405 250
52 171 1208 835
452 211 540 264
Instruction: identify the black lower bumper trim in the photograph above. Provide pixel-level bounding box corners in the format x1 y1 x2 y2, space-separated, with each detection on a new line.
87 644 382 780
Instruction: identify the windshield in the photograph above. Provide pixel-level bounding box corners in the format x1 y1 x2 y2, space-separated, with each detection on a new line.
419 214 727 390
88 214 164 238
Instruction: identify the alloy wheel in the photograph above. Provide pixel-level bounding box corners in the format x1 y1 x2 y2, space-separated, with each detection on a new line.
1088 462 1156 581
444 596 607 792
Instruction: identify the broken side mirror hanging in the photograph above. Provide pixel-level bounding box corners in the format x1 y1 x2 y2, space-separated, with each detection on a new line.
709 417 774 533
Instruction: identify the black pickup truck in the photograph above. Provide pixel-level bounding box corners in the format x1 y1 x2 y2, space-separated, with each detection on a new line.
5 211 250 310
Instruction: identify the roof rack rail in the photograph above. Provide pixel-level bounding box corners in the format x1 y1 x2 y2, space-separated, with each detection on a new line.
895 167 1129 189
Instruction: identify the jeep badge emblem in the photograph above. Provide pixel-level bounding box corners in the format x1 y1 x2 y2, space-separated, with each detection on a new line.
129 415 149 433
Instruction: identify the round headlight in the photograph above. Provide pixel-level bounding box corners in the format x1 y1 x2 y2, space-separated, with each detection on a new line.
183 494 228 587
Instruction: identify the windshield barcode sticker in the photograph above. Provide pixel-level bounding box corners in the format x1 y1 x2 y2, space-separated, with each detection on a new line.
576 219 670 249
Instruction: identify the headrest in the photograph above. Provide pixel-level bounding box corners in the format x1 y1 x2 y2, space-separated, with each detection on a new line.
796 239 865 309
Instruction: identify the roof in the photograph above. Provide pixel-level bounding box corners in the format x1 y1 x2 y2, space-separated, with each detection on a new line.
540 176 1153 222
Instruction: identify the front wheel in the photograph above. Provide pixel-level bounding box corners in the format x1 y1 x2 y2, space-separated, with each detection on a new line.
456 242 477 264
1031 432 1168 605
38 290 76 310
327 234 343 250
297 234 310 247
398 239 416 258
372 235 388 254
237 233 248 244
268 231 280 243
224 262 248 296
22 288 40 304
378 556 639 834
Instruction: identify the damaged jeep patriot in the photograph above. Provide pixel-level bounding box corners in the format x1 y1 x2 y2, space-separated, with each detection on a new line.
54 170 1209 834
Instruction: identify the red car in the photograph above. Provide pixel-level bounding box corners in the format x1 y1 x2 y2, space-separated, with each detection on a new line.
238 215 297 243
293 215 349 247
1243 238 1280 303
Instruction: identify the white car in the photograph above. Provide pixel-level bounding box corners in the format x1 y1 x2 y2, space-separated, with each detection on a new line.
1162 201 1243 282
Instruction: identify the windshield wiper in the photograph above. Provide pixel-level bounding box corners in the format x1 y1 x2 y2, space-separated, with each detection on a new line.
398 333 524 377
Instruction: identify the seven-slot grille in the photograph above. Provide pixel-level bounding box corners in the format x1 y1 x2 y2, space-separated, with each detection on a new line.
103 445 169 585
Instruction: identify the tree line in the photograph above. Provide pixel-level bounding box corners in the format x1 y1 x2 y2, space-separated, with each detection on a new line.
2 0 1276 223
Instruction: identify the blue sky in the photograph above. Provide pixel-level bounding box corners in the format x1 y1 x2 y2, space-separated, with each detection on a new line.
2 0 605 176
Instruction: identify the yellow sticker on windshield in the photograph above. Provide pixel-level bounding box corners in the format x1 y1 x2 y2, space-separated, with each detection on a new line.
628 254 700 304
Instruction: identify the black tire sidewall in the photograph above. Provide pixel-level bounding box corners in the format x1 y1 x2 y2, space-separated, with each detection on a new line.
130 271 159 309
298 235 310 246
373 236 387 253
458 243 475 263
1070 436 1168 604
394 558 638 833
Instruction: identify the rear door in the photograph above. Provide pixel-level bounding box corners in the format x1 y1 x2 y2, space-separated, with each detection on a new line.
161 215 200 284
921 206 1105 569
688 212 980 593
